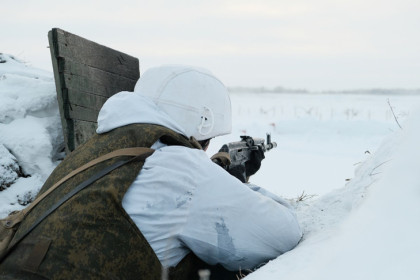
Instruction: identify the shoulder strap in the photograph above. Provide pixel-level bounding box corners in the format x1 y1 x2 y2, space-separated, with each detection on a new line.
22 147 154 217
7 148 154 254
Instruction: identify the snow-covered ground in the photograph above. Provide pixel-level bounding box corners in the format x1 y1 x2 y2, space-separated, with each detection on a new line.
1 53 420 279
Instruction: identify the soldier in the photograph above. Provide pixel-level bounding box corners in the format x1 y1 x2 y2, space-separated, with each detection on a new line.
0 65 302 279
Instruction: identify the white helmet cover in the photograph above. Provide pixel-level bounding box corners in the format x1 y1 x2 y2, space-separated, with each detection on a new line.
134 65 232 140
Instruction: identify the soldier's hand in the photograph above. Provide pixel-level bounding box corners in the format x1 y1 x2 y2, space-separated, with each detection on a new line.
227 164 247 183
211 152 231 168
245 147 265 178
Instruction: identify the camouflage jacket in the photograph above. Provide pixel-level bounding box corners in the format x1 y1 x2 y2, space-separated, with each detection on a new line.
0 123 227 280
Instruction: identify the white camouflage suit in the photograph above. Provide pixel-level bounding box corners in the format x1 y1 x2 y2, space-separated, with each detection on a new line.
96 66 302 271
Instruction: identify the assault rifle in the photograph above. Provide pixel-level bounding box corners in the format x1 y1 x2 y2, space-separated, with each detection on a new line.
212 134 277 181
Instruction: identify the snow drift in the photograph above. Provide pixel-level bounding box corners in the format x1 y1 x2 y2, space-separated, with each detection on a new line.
246 110 420 279
0 53 63 215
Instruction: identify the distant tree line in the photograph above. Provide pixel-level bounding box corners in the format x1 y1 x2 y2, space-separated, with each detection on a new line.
228 86 420 95
228 86 308 93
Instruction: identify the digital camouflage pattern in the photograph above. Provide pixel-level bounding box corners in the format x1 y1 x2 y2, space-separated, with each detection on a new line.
0 124 213 280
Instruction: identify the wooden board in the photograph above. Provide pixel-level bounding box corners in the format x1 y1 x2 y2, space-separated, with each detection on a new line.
48 28 140 154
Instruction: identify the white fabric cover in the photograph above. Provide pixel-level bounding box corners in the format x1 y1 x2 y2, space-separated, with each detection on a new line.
96 73 302 270
133 65 232 140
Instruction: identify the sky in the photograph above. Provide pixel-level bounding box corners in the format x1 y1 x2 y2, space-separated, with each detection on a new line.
2 0 420 91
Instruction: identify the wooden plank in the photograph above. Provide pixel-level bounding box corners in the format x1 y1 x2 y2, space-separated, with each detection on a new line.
66 104 99 123
49 31 75 153
54 29 139 80
48 28 140 154
66 90 108 111
59 59 137 97
62 71 135 98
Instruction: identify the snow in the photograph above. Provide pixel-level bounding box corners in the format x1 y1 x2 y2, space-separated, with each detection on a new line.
0 53 63 214
1 53 420 279
0 144 20 189
245 112 420 280
208 92 418 198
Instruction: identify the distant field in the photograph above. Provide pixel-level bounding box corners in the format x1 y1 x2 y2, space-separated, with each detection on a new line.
207 92 420 198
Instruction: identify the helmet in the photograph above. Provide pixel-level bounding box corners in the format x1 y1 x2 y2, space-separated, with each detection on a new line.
134 65 232 140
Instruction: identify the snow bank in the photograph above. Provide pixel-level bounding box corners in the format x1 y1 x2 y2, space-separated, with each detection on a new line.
0 53 62 217
245 110 420 279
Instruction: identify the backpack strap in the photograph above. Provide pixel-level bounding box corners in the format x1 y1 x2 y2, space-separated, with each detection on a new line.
6 147 154 257
22 147 154 217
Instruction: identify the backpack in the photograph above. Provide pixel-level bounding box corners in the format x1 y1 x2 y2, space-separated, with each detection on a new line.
0 147 153 262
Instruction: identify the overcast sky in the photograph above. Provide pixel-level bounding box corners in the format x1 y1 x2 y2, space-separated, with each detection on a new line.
2 0 420 90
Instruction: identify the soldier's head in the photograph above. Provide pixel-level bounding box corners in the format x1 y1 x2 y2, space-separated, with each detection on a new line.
134 65 232 142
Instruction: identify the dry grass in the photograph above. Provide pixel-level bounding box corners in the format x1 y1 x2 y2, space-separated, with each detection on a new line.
295 191 317 202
